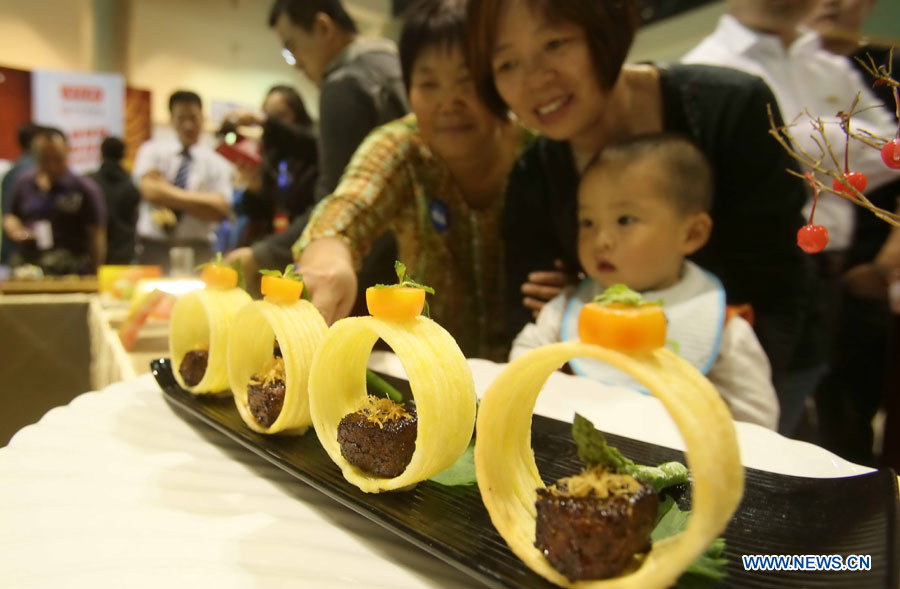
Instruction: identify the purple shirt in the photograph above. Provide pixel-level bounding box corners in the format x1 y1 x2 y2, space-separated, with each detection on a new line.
9 170 106 256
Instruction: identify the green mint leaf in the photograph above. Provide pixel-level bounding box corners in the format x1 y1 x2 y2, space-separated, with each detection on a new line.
591 284 662 307
259 266 304 282
372 261 436 295
400 279 436 295
194 252 225 271
394 260 407 283
429 439 477 486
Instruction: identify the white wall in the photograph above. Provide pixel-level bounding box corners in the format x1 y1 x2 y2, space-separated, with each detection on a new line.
0 0 399 131
7 0 893 134
127 0 395 128
126 0 318 128
0 0 93 71
630 2 727 63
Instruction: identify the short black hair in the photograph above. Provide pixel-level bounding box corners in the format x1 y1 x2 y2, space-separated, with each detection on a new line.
583 133 714 214
266 85 313 127
399 0 467 94
100 136 126 161
169 90 202 113
268 0 358 33
467 0 640 119
33 126 67 145
17 123 40 150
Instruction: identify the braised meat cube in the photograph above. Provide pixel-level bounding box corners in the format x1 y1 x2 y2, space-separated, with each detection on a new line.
247 357 286 428
179 350 209 387
535 468 658 581
337 397 417 478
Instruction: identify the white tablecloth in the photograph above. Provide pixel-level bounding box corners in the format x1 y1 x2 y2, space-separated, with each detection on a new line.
0 353 870 588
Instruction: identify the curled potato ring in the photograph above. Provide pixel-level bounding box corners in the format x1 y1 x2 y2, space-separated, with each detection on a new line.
475 342 744 588
228 299 327 434
170 287 251 394
308 316 476 493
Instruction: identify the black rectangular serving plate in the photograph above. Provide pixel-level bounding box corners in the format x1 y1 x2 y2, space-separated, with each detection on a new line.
153 358 899 588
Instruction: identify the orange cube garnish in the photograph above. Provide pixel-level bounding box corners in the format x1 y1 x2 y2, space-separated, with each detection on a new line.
578 302 667 354
261 274 304 304
366 286 426 320
202 264 238 290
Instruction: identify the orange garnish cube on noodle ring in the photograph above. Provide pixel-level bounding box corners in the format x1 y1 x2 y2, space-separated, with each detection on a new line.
366 286 426 320
201 264 238 289
261 274 304 304
578 302 667 354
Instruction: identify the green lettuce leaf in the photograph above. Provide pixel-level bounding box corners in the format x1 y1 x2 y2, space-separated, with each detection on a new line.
429 439 476 486
653 496 728 587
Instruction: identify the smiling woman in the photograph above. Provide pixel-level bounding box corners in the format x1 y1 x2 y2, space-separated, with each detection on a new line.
466 0 825 402
292 0 533 360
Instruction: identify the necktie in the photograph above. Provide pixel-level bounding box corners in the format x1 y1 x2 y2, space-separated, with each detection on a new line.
172 148 192 221
173 148 192 189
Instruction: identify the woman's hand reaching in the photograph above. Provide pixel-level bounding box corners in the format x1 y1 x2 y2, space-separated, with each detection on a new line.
296 237 358 325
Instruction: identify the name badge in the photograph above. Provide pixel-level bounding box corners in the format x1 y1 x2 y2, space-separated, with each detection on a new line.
32 220 54 251
428 199 450 233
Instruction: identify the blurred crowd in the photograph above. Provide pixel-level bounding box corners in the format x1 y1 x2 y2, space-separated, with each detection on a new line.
1 0 898 466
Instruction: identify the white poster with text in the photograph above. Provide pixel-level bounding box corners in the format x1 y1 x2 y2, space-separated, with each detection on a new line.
32 70 125 173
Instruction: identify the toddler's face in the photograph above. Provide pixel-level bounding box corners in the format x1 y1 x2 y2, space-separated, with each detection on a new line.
576 161 704 292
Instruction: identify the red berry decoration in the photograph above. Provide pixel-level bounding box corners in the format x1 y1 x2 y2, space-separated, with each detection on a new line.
798 172 829 254
831 108 870 197
797 224 829 254
832 171 868 196
883 139 900 170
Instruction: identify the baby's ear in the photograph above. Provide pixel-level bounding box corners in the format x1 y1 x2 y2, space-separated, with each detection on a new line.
681 212 712 255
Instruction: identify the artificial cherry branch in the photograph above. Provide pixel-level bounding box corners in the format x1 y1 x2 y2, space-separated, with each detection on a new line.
768 104 900 228
855 47 898 94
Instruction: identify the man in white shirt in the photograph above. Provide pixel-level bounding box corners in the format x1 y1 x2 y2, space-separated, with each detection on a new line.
682 0 898 254
684 0 900 441
133 90 233 269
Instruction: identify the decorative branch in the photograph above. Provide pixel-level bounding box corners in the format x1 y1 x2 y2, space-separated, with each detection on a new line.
855 47 897 91
767 50 900 231
785 168 900 226
849 128 891 149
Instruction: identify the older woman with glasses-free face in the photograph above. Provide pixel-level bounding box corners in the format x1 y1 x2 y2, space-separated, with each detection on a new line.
466 0 826 420
293 0 531 360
